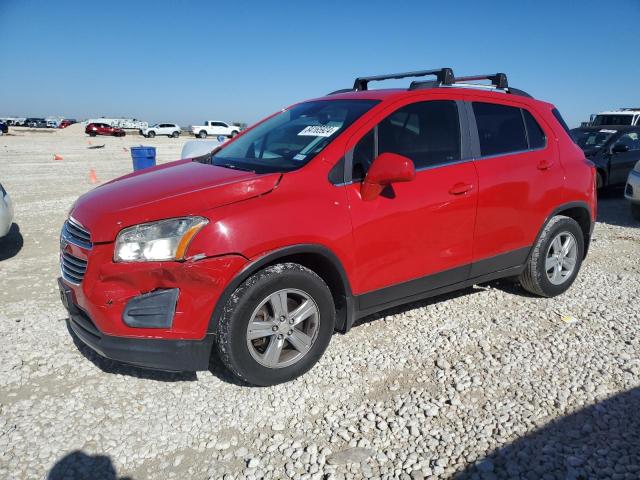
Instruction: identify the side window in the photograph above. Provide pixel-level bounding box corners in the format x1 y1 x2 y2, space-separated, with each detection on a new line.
473 102 528 156
523 109 546 149
616 132 640 151
351 100 461 181
378 101 460 169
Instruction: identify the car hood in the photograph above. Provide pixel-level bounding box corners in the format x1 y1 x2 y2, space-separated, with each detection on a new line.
71 159 281 242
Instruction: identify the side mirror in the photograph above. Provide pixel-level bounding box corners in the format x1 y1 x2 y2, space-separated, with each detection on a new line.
612 143 630 153
361 152 415 201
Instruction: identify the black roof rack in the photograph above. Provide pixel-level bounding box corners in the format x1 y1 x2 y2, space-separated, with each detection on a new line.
352 68 454 91
327 69 532 98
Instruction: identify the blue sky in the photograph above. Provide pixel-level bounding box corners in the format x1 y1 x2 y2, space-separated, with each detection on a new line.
0 0 638 127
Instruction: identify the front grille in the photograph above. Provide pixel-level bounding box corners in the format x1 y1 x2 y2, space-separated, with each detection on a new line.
62 218 92 249
61 252 88 284
626 183 633 196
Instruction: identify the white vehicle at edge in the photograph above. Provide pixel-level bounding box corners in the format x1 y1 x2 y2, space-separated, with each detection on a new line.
140 123 181 138
625 160 640 221
592 108 640 127
191 120 240 139
0 182 14 238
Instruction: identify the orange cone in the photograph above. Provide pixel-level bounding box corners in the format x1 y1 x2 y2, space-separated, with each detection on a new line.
89 168 98 184
54 154 63 161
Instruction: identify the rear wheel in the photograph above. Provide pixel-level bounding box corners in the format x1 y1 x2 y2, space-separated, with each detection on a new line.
148 131 155 138
230 130 238 138
215 263 335 386
172 131 180 138
199 130 207 139
89 132 96 137
631 203 640 221
519 215 584 297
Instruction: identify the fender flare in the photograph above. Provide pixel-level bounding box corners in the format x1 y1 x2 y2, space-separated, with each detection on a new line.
531 201 594 260
207 244 355 334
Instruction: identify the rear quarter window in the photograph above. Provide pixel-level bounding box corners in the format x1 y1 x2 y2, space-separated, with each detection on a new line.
523 109 546 149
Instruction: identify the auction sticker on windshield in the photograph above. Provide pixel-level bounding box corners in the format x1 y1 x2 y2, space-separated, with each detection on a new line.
298 125 341 137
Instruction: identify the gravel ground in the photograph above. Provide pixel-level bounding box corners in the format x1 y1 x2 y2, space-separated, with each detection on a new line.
0 129 639 480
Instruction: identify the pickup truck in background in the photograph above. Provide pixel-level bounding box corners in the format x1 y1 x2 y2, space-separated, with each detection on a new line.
191 121 240 139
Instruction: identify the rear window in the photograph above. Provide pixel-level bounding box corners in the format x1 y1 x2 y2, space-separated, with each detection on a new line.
592 114 634 126
473 102 527 156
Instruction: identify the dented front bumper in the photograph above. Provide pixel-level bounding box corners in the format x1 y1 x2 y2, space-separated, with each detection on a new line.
59 241 248 341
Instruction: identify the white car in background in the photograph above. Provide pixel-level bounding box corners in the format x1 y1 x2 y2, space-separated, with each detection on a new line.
1 182 14 238
191 121 240 139
140 123 181 138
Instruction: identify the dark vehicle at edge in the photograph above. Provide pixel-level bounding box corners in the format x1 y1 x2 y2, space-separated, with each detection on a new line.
0 121 8 135
571 125 640 189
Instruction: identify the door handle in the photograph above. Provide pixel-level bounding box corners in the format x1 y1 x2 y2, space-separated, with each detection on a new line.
449 182 473 195
537 160 554 170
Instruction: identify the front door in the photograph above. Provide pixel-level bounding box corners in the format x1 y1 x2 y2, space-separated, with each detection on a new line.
345 99 478 310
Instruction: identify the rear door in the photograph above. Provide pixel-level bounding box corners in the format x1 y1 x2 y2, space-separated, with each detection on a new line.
468 99 562 275
609 131 640 184
344 97 478 307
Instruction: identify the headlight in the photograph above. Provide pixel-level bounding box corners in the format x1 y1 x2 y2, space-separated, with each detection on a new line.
114 217 208 262
634 161 640 173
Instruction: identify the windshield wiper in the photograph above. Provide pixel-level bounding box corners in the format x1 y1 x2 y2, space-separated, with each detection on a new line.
217 162 255 173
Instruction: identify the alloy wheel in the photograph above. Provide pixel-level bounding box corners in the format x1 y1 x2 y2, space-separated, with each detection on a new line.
545 231 578 285
246 288 320 369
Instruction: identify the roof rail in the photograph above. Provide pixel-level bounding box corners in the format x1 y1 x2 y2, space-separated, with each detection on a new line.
451 72 532 98
353 68 454 91
326 88 356 96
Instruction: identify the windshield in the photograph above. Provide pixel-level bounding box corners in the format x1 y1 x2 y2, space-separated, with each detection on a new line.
210 99 379 173
592 114 634 126
571 129 615 149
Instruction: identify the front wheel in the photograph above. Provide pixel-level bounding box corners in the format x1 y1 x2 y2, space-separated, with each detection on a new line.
89 132 96 137
215 263 335 386
147 131 155 138
230 130 238 138
519 215 584 297
198 130 207 139
172 131 180 138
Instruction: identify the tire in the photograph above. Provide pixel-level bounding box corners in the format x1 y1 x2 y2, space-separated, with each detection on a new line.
89 132 96 137
596 171 604 190
519 215 584 297
230 130 238 138
631 203 640 221
148 131 155 138
172 131 180 138
199 130 207 139
215 263 335 386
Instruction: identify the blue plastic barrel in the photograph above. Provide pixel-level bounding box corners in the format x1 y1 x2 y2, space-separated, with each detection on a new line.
131 146 156 171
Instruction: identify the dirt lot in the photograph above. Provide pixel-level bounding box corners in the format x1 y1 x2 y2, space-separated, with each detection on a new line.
1 127 639 480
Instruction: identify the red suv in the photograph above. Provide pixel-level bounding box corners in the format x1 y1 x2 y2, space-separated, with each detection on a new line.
59 69 596 385
85 122 126 137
